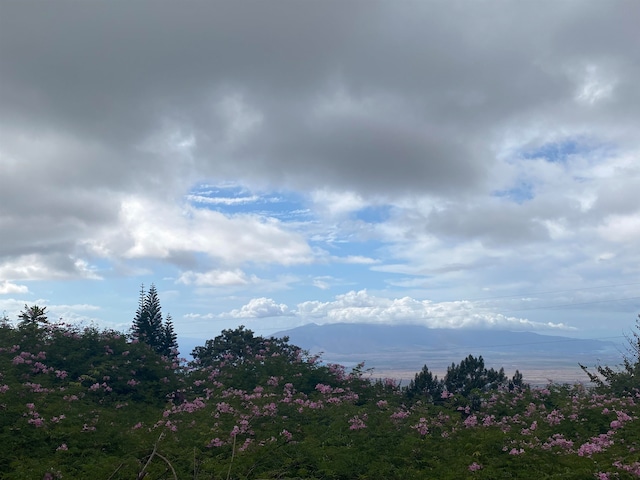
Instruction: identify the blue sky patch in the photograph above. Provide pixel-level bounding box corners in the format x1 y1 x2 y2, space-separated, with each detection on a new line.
521 138 589 164
492 182 534 204
186 183 311 222
355 205 393 224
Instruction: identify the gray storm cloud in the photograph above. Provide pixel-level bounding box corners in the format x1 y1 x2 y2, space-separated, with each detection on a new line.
1 0 640 297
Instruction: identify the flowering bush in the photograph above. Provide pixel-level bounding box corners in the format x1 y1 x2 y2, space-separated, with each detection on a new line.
1 319 640 479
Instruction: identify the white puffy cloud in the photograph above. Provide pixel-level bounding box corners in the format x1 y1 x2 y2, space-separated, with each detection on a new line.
218 290 573 331
86 196 313 268
177 269 259 287
0 281 28 295
337 256 379 265
227 298 292 319
0 255 102 281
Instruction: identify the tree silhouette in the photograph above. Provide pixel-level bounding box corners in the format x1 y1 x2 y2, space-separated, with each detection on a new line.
443 355 507 397
406 364 444 402
160 314 178 359
191 325 300 368
18 304 48 328
131 284 178 360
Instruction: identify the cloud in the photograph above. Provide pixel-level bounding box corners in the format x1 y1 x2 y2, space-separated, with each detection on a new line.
85 196 314 269
0 298 101 325
226 298 292 319
312 277 332 290
3 2 636 203
185 194 261 206
295 290 575 331
0 254 102 281
177 269 259 287
337 256 379 265
218 290 573 331
1 2 640 336
0 281 28 295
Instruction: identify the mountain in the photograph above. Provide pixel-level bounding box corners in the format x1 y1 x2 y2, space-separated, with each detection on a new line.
273 323 623 384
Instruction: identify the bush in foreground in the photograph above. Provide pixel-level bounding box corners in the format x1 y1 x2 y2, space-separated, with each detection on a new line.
1 321 640 479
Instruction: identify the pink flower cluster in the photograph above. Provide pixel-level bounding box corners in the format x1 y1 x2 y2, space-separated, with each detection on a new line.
349 414 367 430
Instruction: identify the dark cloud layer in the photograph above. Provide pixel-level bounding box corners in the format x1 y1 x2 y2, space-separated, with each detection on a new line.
3 2 637 195
1 1 639 289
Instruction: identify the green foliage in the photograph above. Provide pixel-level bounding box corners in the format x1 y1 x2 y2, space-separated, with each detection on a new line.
191 325 300 367
190 325 343 394
406 355 516 404
3 317 640 479
17 304 49 341
17 304 48 327
444 354 508 397
406 364 444 402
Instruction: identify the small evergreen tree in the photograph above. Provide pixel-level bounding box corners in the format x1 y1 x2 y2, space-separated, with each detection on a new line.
18 304 48 328
406 364 444 402
508 369 526 390
132 284 148 341
160 314 179 359
131 284 178 360
443 354 507 397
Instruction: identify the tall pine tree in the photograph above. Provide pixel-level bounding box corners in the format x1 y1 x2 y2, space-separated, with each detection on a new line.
131 284 179 360
161 314 178 359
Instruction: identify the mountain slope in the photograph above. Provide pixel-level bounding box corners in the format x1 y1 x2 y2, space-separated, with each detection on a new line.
274 323 622 381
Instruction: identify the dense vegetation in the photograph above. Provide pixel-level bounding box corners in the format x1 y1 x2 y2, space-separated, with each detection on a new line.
1 306 640 479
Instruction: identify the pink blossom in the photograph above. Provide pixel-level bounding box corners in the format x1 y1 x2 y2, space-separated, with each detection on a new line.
468 462 482 472
207 438 224 447
410 417 429 436
349 414 367 430
239 438 253 451
28 417 45 427
482 415 495 426
315 383 333 394
578 434 614 457
390 410 410 420
12 355 25 365
545 409 564 426
463 415 478 428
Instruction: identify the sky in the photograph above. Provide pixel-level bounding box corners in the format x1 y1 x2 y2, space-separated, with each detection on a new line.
1 2 640 346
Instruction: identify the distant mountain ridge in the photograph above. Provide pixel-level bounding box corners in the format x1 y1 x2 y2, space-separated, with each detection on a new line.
273 323 623 382
274 323 618 355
